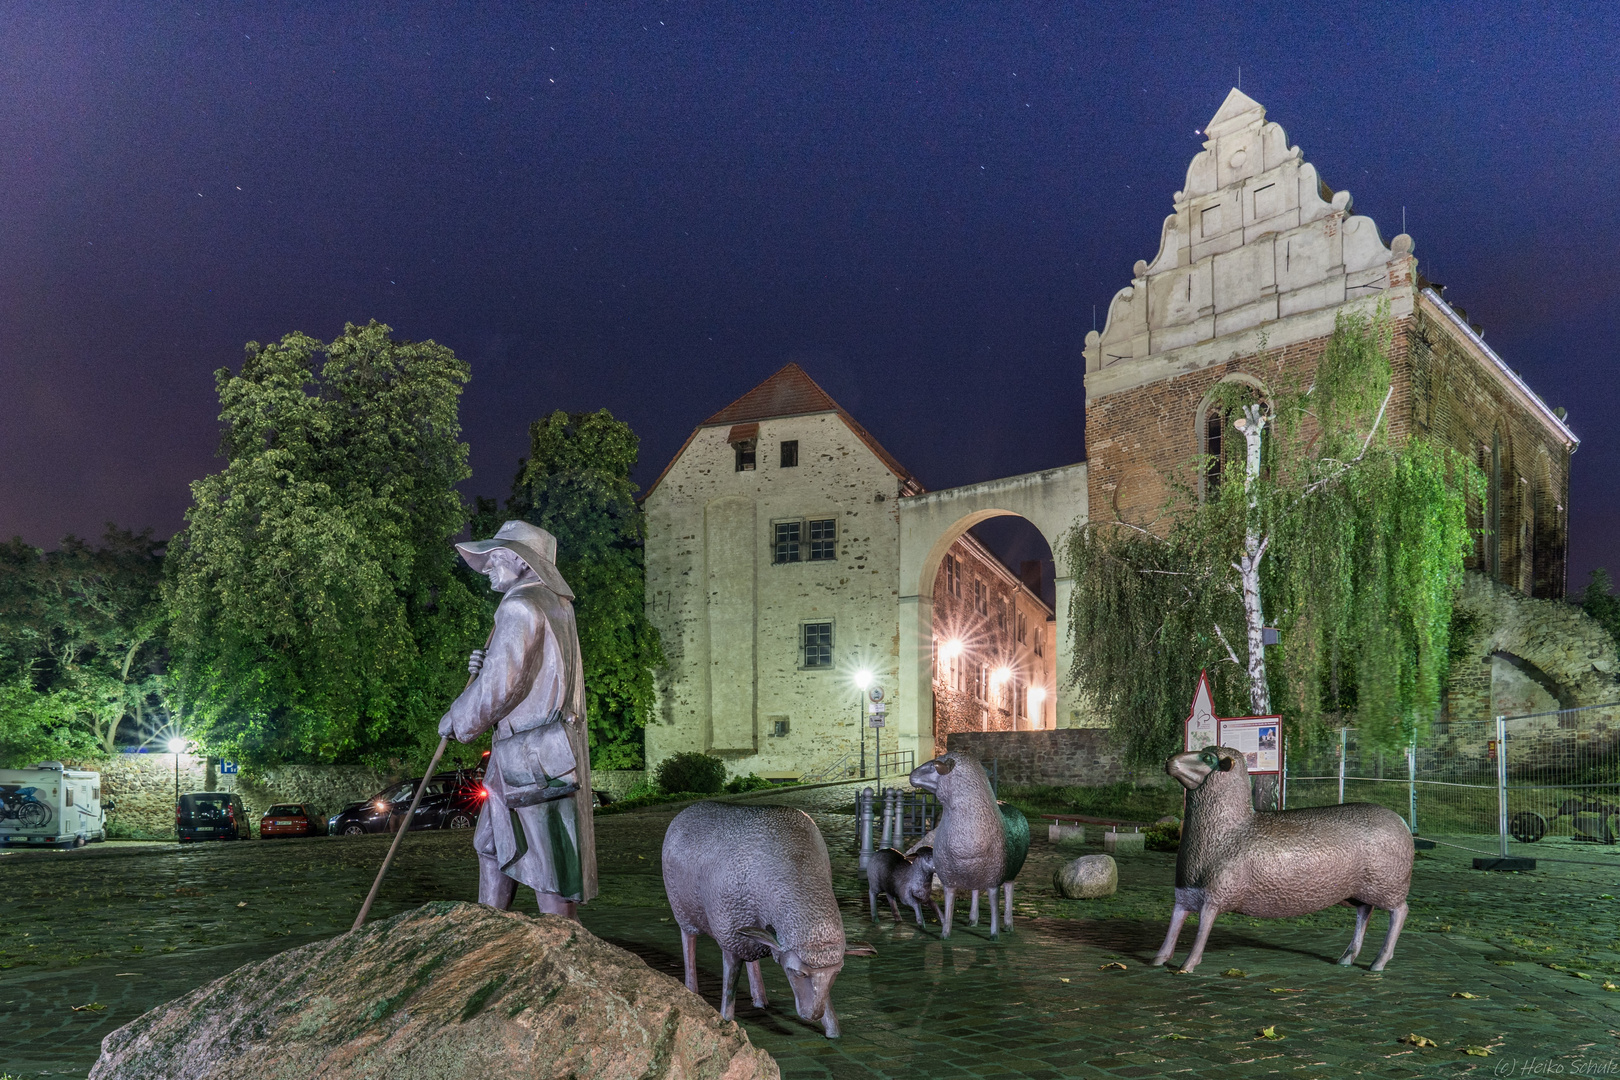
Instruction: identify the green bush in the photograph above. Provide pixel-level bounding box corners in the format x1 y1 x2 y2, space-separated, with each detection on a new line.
654 751 726 796
723 772 774 794
1145 820 1181 852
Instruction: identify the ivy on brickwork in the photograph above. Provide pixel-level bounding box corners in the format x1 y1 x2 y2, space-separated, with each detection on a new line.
1067 304 1484 762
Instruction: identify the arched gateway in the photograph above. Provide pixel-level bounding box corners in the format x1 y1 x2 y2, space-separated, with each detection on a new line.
894 464 1090 767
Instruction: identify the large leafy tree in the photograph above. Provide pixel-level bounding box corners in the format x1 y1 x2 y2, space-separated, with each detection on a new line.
1068 307 1481 763
503 409 665 769
0 528 169 764
165 322 485 767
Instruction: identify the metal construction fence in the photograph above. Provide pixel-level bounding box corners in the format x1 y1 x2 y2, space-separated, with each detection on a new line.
1283 701 1620 866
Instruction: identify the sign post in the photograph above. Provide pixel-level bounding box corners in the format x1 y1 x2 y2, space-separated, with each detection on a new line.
1183 671 1283 810
868 686 887 782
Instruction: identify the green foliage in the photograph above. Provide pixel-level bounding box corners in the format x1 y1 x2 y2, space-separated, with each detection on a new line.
1067 305 1481 760
1580 569 1620 660
1144 820 1181 852
653 750 726 795
164 322 485 768
723 772 774 794
995 781 1185 824
0 528 169 764
505 409 665 769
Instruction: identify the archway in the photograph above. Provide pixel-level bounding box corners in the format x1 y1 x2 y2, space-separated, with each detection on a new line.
894 463 1089 770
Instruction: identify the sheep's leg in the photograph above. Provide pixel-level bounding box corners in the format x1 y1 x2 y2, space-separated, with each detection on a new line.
682 930 700 993
745 959 768 1008
1338 903 1372 966
1178 904 1221 972
869 886 879 922
928 895 945 926
1151 905 1190 967
719 949 739 1020
989 889 1001 938
1368 902 1409 972
1003 882 1015 932
909 898 926 926
887 894 902 921
941 887 956 937
820 998 841 1038
970 890 980 925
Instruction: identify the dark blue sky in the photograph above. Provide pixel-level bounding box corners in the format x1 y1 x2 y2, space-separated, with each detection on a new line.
3 4 1616 588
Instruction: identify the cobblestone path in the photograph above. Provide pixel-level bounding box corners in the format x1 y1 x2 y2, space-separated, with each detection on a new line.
2 790 1618 1078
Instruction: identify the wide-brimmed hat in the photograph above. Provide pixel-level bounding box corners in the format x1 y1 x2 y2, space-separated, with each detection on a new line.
456 520 574 599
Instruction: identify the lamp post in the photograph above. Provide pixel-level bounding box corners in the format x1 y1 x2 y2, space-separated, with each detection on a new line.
855 670 872 778
167 736 186 840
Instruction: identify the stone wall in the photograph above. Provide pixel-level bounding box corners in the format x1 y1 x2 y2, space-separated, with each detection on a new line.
68 755 400 839
944 729 1157 787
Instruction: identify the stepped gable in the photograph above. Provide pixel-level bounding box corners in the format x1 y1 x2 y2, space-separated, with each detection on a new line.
647 363 921 497
1084 88 1416 386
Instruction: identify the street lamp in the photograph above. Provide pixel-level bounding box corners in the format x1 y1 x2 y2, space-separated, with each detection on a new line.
167 737 186 841
855 670 872 778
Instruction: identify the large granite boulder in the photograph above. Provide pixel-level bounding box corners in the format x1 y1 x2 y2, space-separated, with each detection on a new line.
1053 854 1118 899
91 901 778 1080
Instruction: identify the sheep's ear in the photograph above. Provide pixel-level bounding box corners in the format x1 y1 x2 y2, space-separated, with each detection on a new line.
736 926 780 948
845 942 877 957
934 757 956 775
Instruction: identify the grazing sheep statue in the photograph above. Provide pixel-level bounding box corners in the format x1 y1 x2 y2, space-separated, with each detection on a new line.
909 753 1028 937
662 802 875 1037
865 846 942 926
1153 746 1413 973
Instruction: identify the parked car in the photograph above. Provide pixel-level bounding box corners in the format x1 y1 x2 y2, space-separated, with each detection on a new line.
328 770 486 836
177 791 251 842
259 803 325 839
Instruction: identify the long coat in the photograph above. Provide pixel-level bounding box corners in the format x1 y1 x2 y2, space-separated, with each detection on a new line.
441 581 598 902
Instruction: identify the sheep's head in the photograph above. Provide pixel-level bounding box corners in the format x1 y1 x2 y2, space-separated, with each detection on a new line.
909 846 936 874
737 927 875 1024
1166 747 1244 791
912 752 990 804
909 754 954 793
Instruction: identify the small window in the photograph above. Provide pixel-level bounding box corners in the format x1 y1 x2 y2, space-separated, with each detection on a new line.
774 521 802 563
780 440 799 468
1034 626 1044 658
771 718 790 738
801 622 833 668
997 599 1008 634
735 441 757 471
65 788 74 807
1016 610 1027 645
807 518 837 561
973 579 987 615
943 554 960 598
1204 412 1224 493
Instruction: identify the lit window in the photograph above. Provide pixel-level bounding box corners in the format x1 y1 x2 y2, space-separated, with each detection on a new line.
774 521 801 563
780 440 799 468
807 518 837 561
801 622 833 668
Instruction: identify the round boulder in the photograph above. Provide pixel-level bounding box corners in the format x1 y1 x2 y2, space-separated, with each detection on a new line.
1054 854 1118 899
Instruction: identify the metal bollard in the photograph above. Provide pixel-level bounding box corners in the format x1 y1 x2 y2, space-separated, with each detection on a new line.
858 787 875 870
879 788 895 848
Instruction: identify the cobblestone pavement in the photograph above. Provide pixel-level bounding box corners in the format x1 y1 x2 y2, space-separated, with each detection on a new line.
3 790 1619 1078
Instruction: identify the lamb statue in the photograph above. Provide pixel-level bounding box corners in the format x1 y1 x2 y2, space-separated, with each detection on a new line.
865 846 942 926
909 753 1029 938
662 802 875 1037
1153 746 1414 973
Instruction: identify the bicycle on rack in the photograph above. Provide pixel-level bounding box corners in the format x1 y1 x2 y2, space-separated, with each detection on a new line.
0 786 52 829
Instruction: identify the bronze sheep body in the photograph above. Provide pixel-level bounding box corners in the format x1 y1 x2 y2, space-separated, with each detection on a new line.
1153 747 1414 973
865 845 942 925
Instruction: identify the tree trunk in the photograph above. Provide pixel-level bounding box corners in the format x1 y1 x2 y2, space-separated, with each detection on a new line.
1237 403 1271 716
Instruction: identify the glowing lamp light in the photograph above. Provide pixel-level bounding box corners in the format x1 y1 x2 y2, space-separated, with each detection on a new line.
991 666 1012 686
855 669 872 691
939 639 963 661
375 801 389 812
166 737 186 755
1029 686 1048 706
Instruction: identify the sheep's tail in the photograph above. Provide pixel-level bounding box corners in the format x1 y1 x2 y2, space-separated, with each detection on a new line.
997 802 1030 882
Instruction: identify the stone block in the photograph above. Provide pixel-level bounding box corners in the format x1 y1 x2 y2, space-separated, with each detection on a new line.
1053 854 1117 898
1104 830 1144 855
1048 822 1085 845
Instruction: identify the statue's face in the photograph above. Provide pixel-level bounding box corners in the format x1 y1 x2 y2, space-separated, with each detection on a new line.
482 548 534 593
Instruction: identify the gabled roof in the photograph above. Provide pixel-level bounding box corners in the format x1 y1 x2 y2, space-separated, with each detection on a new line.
644 363 923 499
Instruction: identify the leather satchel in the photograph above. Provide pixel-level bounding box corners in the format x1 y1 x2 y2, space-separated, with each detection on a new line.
492 717 579 809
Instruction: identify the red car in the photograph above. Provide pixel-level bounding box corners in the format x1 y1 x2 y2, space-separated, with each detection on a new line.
259 803 324 839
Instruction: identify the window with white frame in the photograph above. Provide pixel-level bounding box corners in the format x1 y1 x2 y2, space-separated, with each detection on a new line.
800 622 833 668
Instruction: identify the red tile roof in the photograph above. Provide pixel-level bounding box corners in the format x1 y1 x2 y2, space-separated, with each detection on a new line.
645 363 922 498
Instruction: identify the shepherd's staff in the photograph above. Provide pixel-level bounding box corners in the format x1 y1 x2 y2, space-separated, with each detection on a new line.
352 628 492 931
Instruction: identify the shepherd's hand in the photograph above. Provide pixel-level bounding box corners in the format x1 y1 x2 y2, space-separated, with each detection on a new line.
438 713 456 738
467 648 486 676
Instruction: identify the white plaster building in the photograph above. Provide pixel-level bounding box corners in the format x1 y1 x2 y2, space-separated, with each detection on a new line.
643 364 1059 780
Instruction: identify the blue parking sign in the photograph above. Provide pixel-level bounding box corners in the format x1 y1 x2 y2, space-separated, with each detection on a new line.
220 760 238 775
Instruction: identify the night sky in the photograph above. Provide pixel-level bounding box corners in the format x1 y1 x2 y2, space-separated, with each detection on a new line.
4 5 1617 586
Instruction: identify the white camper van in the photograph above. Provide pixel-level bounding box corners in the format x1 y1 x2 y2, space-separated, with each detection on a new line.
0 761 106 848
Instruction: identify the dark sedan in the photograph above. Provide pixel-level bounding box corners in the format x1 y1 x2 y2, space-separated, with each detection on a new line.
329 771 486 836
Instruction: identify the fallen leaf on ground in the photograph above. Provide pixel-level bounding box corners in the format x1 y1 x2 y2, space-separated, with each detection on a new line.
70 1002 106 1012
1463 1046 1493 1057
1099 961 1127 970
1158 1033 1190 1040
1493 960 1516 966
1603 981 1619 992
1256 1025 1283 1040
1058 977 1070 983
1222 968 1247 977
1400 1034 1437 1048
114 973 137 977
236 901 247 908
1268 987 1306 993
1450 991 1483 999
